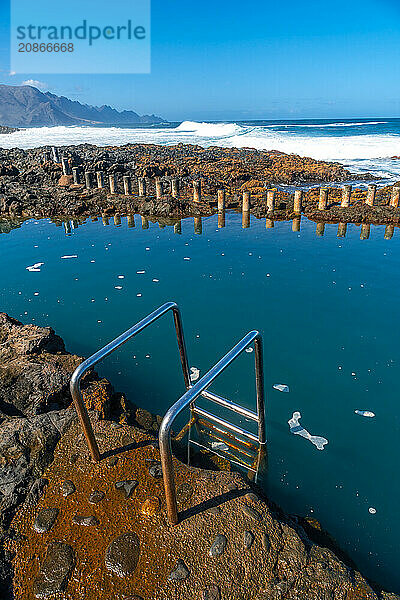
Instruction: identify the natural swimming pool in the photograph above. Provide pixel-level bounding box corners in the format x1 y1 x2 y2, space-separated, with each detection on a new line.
1 212 399 592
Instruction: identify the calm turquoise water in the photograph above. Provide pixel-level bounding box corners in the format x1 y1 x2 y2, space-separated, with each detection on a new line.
1 213 399 592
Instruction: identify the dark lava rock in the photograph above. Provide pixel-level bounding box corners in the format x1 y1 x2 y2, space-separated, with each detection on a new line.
202 585 221 600
108 456 118 466
148 462 162 478
243 530 254 550
62 480 76 497
209 534 227 557
89 490 105 504
168 559 190 581
176 482 193 504
105 532 140 577
115 480 138 498
226 482 237 492
242 504 262 522
135 407 154 430
33 508 58 533
207 506 221 516
72 515 98 526
33 541 74 598
262 532 270 551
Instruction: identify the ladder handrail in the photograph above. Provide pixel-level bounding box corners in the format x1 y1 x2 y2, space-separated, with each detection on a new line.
159 330 266 525
70 301 190 461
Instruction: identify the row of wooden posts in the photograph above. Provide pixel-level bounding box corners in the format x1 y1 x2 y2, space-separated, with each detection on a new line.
62 214 397 240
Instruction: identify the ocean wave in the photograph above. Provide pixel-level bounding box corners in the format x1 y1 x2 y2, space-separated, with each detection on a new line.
1 122 400 178
266 121 389 128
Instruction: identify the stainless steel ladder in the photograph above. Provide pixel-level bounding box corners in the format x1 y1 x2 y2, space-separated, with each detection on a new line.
70 301 266 525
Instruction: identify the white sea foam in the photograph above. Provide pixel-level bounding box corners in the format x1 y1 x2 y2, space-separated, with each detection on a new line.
288 411 328 450
26 262 44 272
2 121 400 178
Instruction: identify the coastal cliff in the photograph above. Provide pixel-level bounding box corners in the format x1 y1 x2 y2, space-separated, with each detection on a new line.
0 313 398 599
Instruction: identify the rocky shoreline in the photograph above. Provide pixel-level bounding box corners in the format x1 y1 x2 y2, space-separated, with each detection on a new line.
2 142 400 226
0 313 399 599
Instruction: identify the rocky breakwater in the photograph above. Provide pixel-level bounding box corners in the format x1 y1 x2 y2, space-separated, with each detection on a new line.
0 315 399 599
0 126 19 135
0 143 370 221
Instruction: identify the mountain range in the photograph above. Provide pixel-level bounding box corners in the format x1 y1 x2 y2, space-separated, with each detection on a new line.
0 85 165 127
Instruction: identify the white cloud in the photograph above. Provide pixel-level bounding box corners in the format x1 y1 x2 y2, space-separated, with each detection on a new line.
22 79 48 90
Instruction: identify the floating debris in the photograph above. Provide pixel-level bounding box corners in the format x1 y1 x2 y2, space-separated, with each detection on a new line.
61 255 78 259
288 411 328 451
273 384 289 393
136 270 145 274
184 257 191 261
211 441 229 451
117 275 124 279
190 367 200 382
369 507 377 514
26 262 44 272
355 410 375 418
245 347 253 353
115 286 123 290
152 278 159 282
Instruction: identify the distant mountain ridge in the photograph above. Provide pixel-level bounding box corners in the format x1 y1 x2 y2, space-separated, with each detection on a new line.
0 85 165 127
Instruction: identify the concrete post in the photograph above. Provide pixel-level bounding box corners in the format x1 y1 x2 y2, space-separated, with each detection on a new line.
218 211 226 228
360 223 370 240
51 147 59 163
109 174 117 194
217 189 226 211
316 222 325 236
267 190 275 212
242 211 250 229
96 171 105 189
174 221 182 234
390 185 400 208
385 225 394 239
155 178 163 199
194 217 202 235
366 184 377 206
127 214 135 228
242 191 250 212
319 188 328 210
341 185 352 208
171 178 180 198
123 176 131 196
294 190 303 214
61 157 70 175
138 178 146 197
337 222 347 238
72 167 80 184
266 218 274 229
193 181 201 203
292 217 301 232
84 171 92 190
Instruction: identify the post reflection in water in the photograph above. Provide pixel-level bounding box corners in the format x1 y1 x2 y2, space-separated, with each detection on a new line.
174 221 182 235
292 217 301 232
265 218 274 229
360 223 370 240
127 214 135 228
337 222 347 238
218 211 225 228
102 216 109 227
114 215 122 227
316 222 325 236
384 225 394 240
194 217 202 235
63 221 72 236
91 217 98 223
242 211 250 229
141 216 149 230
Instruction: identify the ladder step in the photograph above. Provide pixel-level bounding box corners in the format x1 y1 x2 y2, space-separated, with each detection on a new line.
192 406 259 443
196 417 258 450
189 439 257 472
197 427 257 460
200 390 258 422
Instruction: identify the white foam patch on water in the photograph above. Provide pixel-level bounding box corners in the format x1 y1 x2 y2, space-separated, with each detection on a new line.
26 262 44 272
190 367 200 382
211 441 229 451
355 410 375 418
273 383 289 393
288 411 328 451
61 255 78 259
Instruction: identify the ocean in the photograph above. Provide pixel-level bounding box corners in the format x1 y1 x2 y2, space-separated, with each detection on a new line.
1 118 400 182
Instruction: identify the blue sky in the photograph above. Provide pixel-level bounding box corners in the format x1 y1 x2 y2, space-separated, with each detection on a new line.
0 0 399 121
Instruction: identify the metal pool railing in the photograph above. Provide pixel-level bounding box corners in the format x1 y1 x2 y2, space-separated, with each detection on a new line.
70 301 191 462
70 301 266 525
